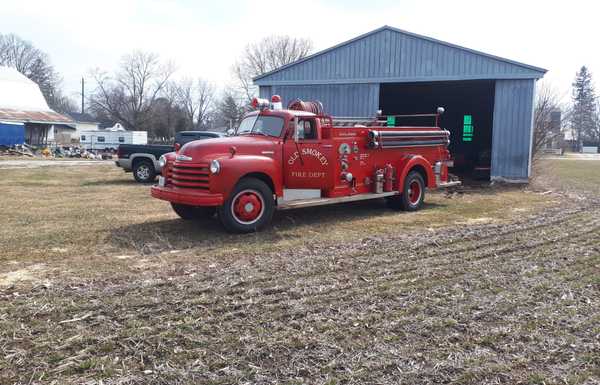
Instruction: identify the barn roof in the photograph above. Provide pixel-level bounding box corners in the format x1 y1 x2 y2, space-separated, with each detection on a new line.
0 66 73 124
254 26 547 85
0 108 73 125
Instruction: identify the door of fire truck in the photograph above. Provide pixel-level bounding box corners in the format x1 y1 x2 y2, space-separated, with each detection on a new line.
282 117 333 192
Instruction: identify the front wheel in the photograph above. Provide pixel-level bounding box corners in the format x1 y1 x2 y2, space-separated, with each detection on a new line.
133 159 156 183
217 177 274 233
171 203 216 220
387 171 425 211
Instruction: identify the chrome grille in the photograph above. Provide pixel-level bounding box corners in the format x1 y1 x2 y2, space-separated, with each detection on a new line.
166 161 210 189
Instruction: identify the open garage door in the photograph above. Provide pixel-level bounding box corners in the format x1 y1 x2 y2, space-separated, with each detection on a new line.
380 80 495 180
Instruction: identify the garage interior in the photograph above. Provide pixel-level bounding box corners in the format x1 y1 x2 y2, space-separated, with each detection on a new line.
379 80 496 180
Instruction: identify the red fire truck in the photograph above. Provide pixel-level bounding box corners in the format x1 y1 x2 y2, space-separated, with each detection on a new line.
151 95 459 233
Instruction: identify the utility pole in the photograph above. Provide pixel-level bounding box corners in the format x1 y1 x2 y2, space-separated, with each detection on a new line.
81 77 85 114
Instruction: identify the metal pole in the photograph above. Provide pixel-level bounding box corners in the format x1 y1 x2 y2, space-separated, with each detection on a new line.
81 77 85 114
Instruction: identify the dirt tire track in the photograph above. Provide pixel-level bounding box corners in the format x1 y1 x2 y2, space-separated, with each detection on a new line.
1 201 599 385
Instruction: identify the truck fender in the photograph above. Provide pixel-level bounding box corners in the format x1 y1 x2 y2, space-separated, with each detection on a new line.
396 155 435 190
213 155 282 200
130 153 159 170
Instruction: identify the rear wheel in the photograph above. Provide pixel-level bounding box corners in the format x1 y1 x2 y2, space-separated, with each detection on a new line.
218 177 274 233
171 203 216 220
387 171 425 211
133 159 156 183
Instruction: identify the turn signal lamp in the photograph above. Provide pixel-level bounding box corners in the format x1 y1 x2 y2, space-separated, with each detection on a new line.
251 97 270 110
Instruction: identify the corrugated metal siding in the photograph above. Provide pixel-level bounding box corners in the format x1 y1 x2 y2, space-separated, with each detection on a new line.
491 79 535 180
258 86 271 99
256 28 543 86
264 83 379 117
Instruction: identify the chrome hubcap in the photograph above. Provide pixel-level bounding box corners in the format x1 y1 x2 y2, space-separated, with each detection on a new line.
137 165 149 179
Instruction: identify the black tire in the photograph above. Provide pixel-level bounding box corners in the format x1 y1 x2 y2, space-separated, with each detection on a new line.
133 159 156 183
387 171 425 211
171 203 216 220
217 177 274 233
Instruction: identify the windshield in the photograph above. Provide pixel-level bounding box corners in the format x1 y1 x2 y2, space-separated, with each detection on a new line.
236 115 284 137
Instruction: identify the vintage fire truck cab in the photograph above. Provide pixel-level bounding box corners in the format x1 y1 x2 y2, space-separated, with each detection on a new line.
151 96 459 233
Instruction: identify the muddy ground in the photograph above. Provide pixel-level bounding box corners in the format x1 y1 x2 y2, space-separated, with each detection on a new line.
1 159 599 384
1 198 599 384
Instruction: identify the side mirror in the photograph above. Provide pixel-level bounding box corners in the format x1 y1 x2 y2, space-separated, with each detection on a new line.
226 128 235 136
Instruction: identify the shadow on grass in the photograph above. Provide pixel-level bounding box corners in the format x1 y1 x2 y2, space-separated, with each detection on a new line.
109 198 447 254
80 178 141 187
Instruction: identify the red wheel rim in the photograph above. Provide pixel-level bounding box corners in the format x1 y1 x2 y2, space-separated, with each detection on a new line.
231 189 264 224
408 180 421 204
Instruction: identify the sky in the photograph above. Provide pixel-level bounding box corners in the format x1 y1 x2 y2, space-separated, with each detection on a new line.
1 0 598 105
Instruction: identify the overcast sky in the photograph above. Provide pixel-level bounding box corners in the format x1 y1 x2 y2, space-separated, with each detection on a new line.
2 0 598 105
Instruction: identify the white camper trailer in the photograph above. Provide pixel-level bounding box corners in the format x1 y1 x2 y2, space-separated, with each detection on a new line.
80 129 147 150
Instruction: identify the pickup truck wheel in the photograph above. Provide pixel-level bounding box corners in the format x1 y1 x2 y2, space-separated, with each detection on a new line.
218 177 274 233
171 203 216 220
133 159 156 183
387 171 425 211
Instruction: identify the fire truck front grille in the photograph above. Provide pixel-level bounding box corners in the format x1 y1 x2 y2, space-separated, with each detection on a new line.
167 162 210 190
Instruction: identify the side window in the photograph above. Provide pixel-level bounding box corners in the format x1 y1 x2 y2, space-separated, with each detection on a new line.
300 119 317 140
287 118 318 140
81 135 86 141
118 137 125 143
97 136 105 143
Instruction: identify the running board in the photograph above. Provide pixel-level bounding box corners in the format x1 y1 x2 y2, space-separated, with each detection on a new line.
277 191 398 210
437 181 461 188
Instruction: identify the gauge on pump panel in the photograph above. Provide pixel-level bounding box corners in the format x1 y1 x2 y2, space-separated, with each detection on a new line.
338 143 351 155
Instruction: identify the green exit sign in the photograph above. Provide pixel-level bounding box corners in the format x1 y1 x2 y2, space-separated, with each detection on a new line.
463 115 473 142
386 116 395 126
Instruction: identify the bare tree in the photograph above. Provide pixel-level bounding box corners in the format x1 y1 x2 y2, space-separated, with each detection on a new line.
89 51 175 130
532 83 568 159
174 78 215 130
233 36 313 101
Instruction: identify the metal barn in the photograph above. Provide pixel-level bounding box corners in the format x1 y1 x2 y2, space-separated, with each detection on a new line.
254 26 546 182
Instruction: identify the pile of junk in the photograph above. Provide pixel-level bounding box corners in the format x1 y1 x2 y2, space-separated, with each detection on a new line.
0 144 114 160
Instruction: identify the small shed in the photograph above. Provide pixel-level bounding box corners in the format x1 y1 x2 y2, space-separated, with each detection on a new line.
0 121 25 146
254 26 547 182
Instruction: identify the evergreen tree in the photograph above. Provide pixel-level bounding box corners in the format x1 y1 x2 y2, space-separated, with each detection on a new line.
216 93 246 130
570 66 597 147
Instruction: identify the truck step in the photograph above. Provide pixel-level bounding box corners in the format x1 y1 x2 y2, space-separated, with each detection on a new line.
277 191 398 210
437 181 462 188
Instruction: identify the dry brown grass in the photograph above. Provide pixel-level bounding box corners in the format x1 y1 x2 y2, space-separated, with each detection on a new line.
0 160 599 384
0 164 554 281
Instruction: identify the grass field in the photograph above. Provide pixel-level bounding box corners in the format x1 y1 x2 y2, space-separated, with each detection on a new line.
534 158 600 195
0 164 554 279
0 159 599 384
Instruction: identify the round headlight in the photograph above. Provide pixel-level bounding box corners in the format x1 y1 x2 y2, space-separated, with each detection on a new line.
158 155 167 168
210 159 221 174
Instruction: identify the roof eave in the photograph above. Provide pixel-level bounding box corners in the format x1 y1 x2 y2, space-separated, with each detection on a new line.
253 25 547 83
255 72 544 86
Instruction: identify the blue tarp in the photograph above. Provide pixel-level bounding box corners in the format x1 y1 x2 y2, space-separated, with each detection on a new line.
0 122 25 146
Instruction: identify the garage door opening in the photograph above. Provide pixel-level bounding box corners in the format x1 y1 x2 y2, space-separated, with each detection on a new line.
379 80 495 180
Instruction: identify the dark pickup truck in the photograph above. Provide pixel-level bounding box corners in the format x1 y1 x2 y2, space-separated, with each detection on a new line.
116 131 225 183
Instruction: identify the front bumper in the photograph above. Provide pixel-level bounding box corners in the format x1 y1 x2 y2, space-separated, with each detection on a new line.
151 185 224 206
